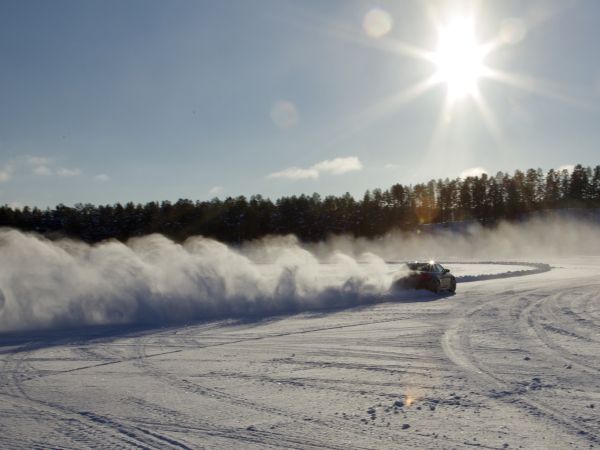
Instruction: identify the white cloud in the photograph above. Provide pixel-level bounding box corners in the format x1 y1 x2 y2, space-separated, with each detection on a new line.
56 168 82 177
270 100 299 130
0 155 85 181
311 157 363 175
26 156 51 166
558 164 574 173
267 156 363 181
0 164 13 182
33 165 52 176
26 156 54 176
94 174 110 182
384 163 402 169
208 185 224 195
459 167 488 179
25 156 80 177
267 167 319 180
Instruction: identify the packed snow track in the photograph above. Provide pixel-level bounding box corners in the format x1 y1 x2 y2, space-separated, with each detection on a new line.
1 260 599 449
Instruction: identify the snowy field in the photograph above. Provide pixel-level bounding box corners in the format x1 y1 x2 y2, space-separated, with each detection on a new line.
1 258 599 449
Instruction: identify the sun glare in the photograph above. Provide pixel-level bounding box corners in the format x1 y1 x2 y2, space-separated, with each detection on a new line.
432 18 485 101
349 5 573 146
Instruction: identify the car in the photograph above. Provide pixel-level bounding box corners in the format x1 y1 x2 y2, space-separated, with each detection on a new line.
393 261 456 293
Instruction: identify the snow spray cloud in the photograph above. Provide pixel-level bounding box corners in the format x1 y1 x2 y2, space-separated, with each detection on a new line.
1 216 599 333
307 216 600 261
0 229 393 333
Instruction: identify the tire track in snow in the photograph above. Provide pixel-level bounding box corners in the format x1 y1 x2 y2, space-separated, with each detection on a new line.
522 288 600 374
132 328 386 450
123 397 359 450
131 316 468 450
0 347 194 449
442 288 600 444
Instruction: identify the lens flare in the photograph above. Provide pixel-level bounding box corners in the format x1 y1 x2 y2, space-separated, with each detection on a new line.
405 395 415 407
363 8 393 39
500 18 526 45
270 100 299 130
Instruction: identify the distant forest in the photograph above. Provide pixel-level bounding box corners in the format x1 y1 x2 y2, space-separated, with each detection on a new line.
2 163 600 244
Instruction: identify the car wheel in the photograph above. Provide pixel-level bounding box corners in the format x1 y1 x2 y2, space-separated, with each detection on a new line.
449 278 456 293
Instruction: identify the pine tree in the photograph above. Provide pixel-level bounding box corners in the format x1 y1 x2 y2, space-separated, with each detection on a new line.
472 174 488 220
544 168 561 208
488 176 504 220
590 166 600 205
569 164 589 204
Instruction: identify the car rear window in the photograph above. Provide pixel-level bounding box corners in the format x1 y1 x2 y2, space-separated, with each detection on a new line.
407 263 430 271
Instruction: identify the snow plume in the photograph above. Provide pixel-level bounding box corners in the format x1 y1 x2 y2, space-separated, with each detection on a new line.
1 216 600 333
0 230 392 333
307 216 600 261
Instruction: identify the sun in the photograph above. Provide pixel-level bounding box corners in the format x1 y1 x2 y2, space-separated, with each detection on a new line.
327 6 570 147
432 17 486 102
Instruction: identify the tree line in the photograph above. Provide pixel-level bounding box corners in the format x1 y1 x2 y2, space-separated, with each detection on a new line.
1 163 599 244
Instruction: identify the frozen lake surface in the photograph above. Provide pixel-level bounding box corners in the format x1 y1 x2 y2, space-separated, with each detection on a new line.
1 259 599 449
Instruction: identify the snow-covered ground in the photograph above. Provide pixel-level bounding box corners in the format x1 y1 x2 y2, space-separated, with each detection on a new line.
1 259 599 449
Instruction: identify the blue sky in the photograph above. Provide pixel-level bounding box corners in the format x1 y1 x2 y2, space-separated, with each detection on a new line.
1 0 600 208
